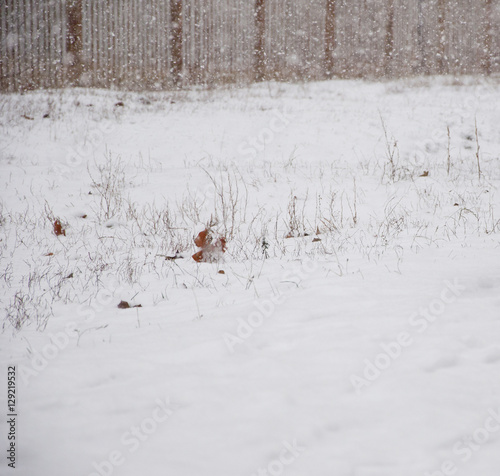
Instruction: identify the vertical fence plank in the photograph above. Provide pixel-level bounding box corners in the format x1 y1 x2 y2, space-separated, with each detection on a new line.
66 0 83 86
254 0 266 81
325 0 336 78
170 0 183 86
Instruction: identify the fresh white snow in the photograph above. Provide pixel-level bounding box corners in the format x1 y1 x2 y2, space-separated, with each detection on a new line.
1 76 500 476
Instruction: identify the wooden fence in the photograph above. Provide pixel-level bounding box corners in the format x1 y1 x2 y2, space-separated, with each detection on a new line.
1 0 499 92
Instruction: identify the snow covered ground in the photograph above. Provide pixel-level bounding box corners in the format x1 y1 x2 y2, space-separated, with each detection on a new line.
1 76 500 476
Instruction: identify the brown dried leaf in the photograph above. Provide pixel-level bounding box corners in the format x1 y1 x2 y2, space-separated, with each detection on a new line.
194 229 209 248
117 300 141 309
217 237 227 252
192 250 204 263
54 219 66 236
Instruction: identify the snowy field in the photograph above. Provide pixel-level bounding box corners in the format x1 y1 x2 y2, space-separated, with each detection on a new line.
1 76 500 476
